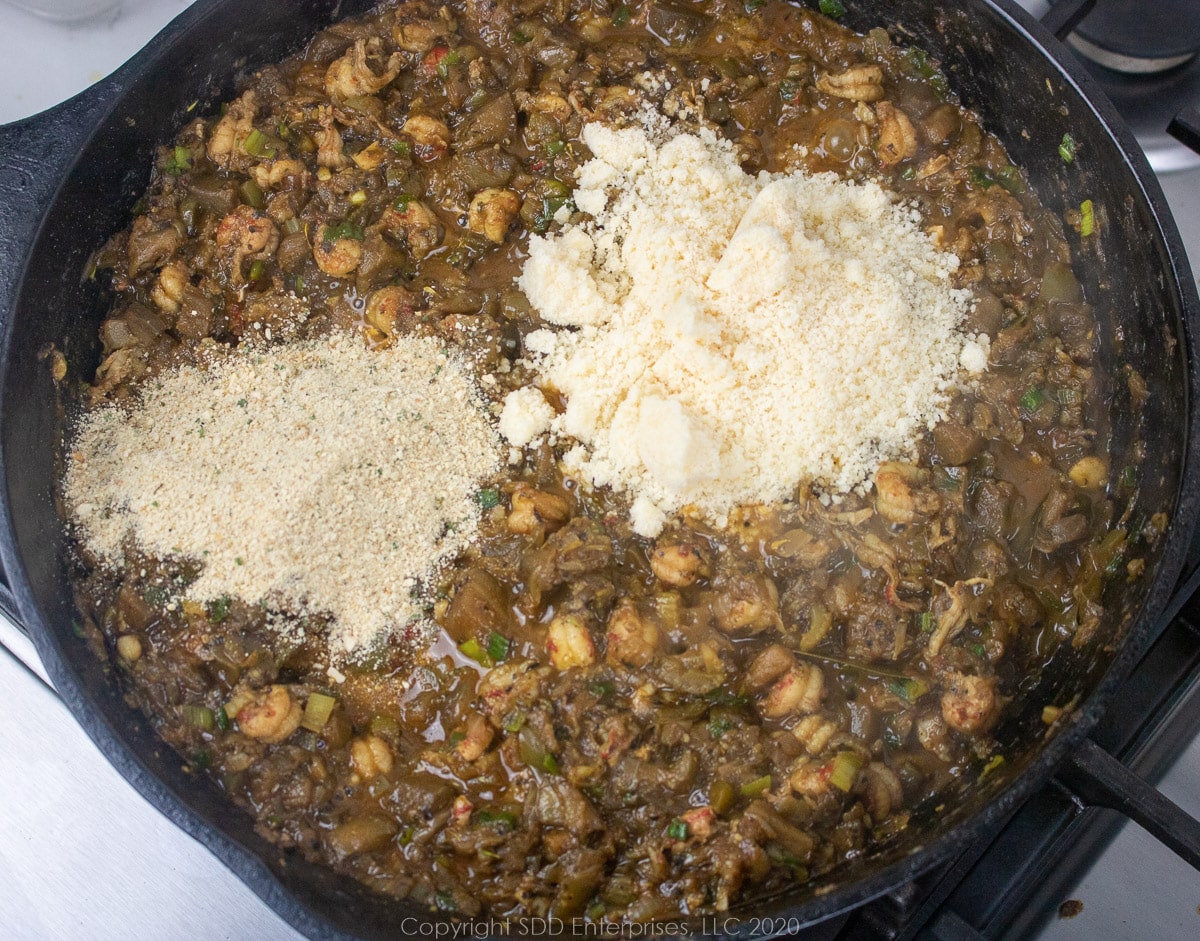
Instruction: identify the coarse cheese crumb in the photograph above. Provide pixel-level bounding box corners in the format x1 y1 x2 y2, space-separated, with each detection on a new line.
506 124 985 537
66 332 500 659
499 386 555 446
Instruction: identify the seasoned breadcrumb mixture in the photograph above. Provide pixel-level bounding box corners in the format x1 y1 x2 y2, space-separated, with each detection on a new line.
65 332 500 657
505 124 988 535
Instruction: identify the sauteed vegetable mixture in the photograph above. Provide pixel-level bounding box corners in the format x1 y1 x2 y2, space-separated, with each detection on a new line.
65 0 1148 921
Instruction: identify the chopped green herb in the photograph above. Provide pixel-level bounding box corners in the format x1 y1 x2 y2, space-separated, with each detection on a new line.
900 166 916 181
887 677 929 701
969 166 997 189
215 706 231 731
503 711 526 733
511 28 532 43
969 642 987 658
612 4 632 25
1020 387 1046 411
1120 465 1137 490
72 620 86 639
475 487 500 509
994 165 1027 195
390 140 411 157
1080 199 1095 237
398 825 416 845
819 0 846 17
668 819 690 840
323 221 365 243
190 749 211 771
918 611 935 632
486 631 510 662
545 138 566 156
474 809 519 831
235 556 245 566
208 595 232 623
434 890 457 912
164 145 192 175
448 730 466 746
708 715 735 739
542 752 560 774
590 679 616 698
1058 132 1076 164
739 774 772 797
248 260 266 282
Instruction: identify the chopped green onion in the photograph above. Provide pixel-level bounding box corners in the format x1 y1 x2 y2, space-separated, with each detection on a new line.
708 715 734 739
283 217 302 235
612 4 632 25
393 193 414 212
459 637 494 667
215 706 231 731
503 711 526 733
900 166 916 181
486 631 510 662
1080 199 1095 237
474 809 519 831
828 751 863 792
709 779 736 815
994 165 1027 195
300 692 337 732
182 704 215 730
1120 465 1137 490
239 179 265 209
1020 387 1046 411
391 140 411 157
475 487 500 509
248 260 266 282
740 774 772 797
448 730 466 745
979 754 1005 781
323 221 365 242
819 0 846 17
511 28 532 43
969 642 987 658
668 819 690 840
165 145 193 175
398 825 416 845
545 138 566 156
917 611 935 632
1058 132 1076 164
887 677 929 702
542 752 560 774
242 128 277 158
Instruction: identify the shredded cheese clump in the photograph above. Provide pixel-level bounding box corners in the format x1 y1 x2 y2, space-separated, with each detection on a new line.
66 333 500 659
505 124 986 536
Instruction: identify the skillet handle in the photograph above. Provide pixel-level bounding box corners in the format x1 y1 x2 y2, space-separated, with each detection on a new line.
0 80 123 632
1055 737 1200 869
1040 0 1097 42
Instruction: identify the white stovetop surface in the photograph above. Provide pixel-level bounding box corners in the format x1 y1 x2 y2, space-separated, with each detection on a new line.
1 2 1198 940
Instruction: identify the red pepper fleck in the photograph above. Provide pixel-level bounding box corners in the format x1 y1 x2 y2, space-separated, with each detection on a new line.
422 45 450 77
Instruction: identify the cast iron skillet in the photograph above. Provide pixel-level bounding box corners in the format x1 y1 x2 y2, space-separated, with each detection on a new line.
0 0 1198 937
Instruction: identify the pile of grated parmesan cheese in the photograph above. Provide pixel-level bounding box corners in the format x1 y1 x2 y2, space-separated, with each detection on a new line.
502 123 988 538
65 332 500 659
